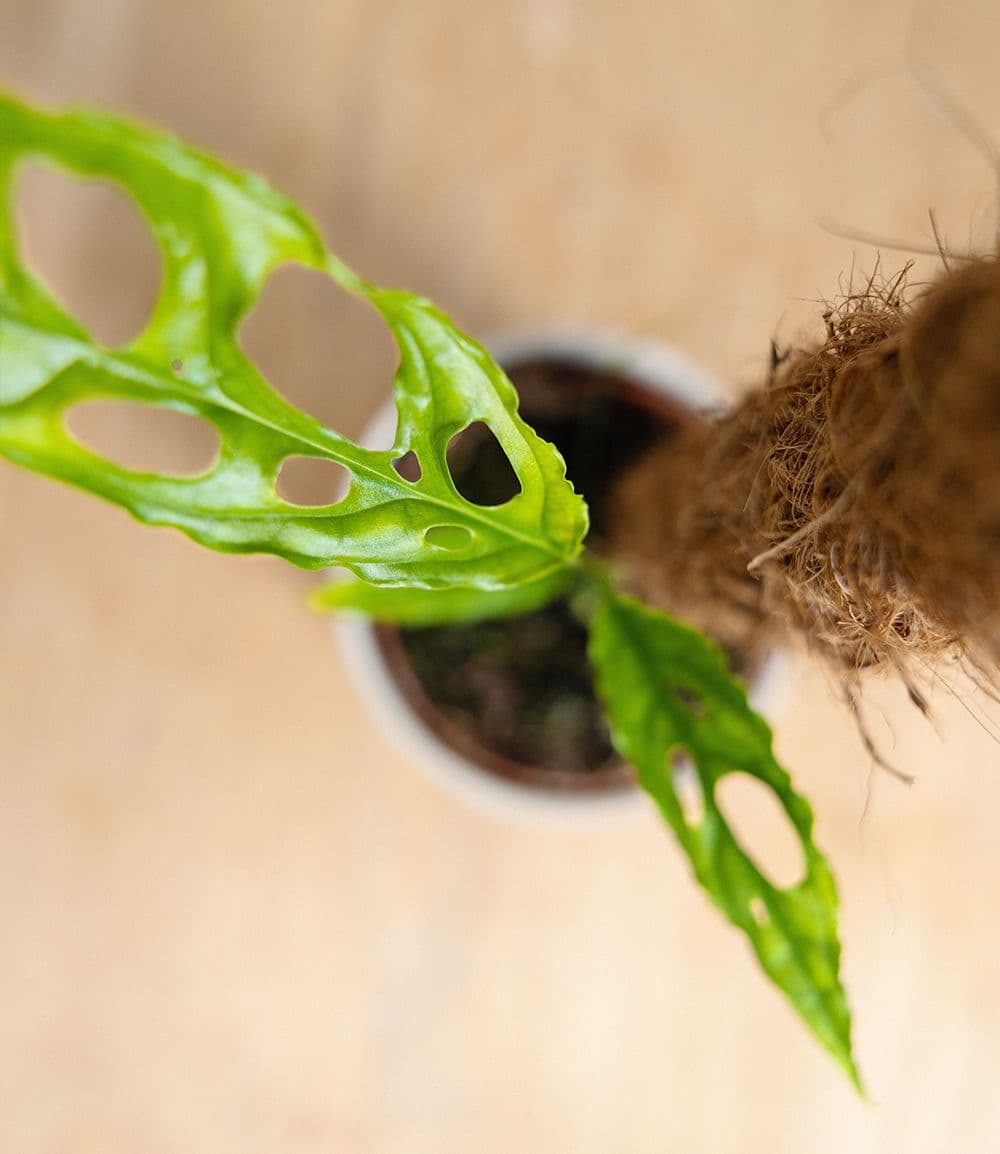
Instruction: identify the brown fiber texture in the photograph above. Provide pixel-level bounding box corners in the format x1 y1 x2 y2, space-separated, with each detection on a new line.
611 257 1000 676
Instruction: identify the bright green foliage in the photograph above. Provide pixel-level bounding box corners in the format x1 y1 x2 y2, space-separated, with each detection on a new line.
587 583 861 1089
311 569 572 625
1 93 860 1088
0 95 587 587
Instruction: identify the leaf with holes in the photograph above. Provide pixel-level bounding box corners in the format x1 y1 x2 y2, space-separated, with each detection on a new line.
587 583 861 1089
0 94 587 587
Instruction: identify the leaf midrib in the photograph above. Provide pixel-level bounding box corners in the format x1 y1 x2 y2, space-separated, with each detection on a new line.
0 309 570 560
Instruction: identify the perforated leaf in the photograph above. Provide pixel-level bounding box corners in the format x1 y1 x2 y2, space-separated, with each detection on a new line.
0 95 587 587
588 584 861 1088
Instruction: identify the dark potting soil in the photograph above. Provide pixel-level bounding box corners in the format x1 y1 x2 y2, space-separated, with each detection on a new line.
382 355 688 785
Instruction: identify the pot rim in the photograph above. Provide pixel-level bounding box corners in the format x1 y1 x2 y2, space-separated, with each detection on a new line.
333 328 788 827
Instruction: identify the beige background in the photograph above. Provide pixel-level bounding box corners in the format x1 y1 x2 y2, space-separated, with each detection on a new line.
2 1 1000 1151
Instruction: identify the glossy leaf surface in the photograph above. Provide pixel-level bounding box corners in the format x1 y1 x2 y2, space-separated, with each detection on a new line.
588 584 860 1088
0 95 587 587
311 569 572 625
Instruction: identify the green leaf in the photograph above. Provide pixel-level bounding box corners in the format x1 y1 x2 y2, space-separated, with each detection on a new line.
311 568 571 626
587 583 861 1089
0 94 587 588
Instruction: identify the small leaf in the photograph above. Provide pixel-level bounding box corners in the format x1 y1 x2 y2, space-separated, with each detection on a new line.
587 583 861 1089
0 94 587 589
311 568 571 626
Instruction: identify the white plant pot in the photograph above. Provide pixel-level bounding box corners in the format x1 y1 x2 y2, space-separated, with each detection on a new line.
334 329 788 827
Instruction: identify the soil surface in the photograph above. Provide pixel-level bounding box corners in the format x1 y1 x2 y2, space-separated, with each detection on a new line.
382 355 687 784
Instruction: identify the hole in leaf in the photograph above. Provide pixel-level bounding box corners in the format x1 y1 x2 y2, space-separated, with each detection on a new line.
424 524 473 550
391 450 422 483
276 456 350 507
15 163 161 347
715 772 807 890
446 421 522 506
239 263 397 441
65 402 219 476
669 748 704 825
667 683 707 717
749 897 769 925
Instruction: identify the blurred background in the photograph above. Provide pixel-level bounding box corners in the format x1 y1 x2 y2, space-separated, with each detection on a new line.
2 1 999 1150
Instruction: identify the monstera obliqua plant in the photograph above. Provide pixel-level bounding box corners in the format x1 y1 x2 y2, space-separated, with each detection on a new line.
0 93 861 1088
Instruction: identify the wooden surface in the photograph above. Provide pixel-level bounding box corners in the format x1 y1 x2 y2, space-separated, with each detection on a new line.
2 2 1000 1150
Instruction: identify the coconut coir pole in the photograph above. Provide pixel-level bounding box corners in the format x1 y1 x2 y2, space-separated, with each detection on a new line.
611 257 1000 676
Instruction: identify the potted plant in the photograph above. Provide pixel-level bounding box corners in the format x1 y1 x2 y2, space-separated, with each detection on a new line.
334 328 789 824
4 93 997 1090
